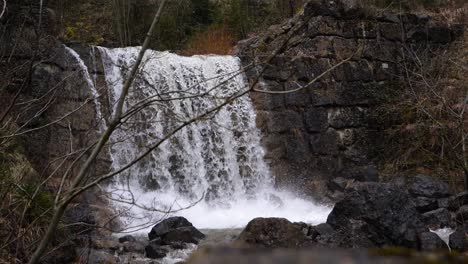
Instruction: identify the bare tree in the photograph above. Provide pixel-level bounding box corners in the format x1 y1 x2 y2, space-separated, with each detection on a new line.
0 0 362 262
25 2 168 263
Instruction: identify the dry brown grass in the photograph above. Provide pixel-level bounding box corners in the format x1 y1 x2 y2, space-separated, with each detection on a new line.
183 26 236 56
378 31 467 188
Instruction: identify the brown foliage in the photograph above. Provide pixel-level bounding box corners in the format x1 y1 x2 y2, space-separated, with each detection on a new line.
183 26 236 56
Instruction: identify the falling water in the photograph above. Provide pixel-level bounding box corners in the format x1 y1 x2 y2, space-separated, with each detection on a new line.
74 46 330 233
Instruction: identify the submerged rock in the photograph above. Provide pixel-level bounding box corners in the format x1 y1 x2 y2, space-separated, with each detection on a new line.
236 217 307 248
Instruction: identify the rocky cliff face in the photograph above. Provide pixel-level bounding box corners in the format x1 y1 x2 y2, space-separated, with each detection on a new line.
1 1 115 239
236 0 462 197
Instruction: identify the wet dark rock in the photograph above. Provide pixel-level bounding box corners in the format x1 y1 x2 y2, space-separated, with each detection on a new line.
145 244 169 259
419 232 448 251
304 107 327 133
267 111 303 133
149 217 194 239
327 182 427 248
236 217 307 248
449 227 468 252
339 166 379 183
438 198 450 209
148 217 205 246
163 226 206 245
448 191 468 211
422 208 452 228
409 175 451 199
412 196 438 213
311 223 335 243
119 235 137 243
122 241 146 253
327 177 348 193
455 205 468 223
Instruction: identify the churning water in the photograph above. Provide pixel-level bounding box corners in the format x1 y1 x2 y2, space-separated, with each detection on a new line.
69 46 331 233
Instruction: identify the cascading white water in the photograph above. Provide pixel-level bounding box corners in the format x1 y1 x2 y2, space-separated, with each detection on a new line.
73 46 331 233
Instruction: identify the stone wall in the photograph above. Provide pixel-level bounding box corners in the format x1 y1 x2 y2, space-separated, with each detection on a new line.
236 0 462 197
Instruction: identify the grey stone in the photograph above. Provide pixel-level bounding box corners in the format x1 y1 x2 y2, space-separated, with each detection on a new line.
413 196 438 213
162 226 206 245
267 111 303 133
455 205 468 223
149 217 193 240
327 182 427 248
419 232 448 251
145 244 168 259
309 130 338 155
449 228 468 252
448 192 468 211
422 208 452 228
409 175 451 199
236 218 307 248
304 107 328 133
327 107 366 129
327 177 348 192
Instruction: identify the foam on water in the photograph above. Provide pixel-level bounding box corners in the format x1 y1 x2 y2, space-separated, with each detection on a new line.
73 46 331 233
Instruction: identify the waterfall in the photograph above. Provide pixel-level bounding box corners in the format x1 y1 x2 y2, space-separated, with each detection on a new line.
71 46 331 232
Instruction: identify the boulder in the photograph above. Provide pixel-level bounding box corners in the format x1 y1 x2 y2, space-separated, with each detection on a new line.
409 175 451 199
163 226 206 245
327 182 427 248
422 208 452 228
149 217 193 239
449 228 468 252
148 216 205 246
419 232 448 251
236 217 308 248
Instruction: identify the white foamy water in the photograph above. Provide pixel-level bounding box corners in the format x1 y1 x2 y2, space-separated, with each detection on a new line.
72 46 331 233
430 227 454 249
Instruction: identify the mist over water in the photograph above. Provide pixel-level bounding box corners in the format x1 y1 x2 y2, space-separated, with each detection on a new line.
78 46 331 233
